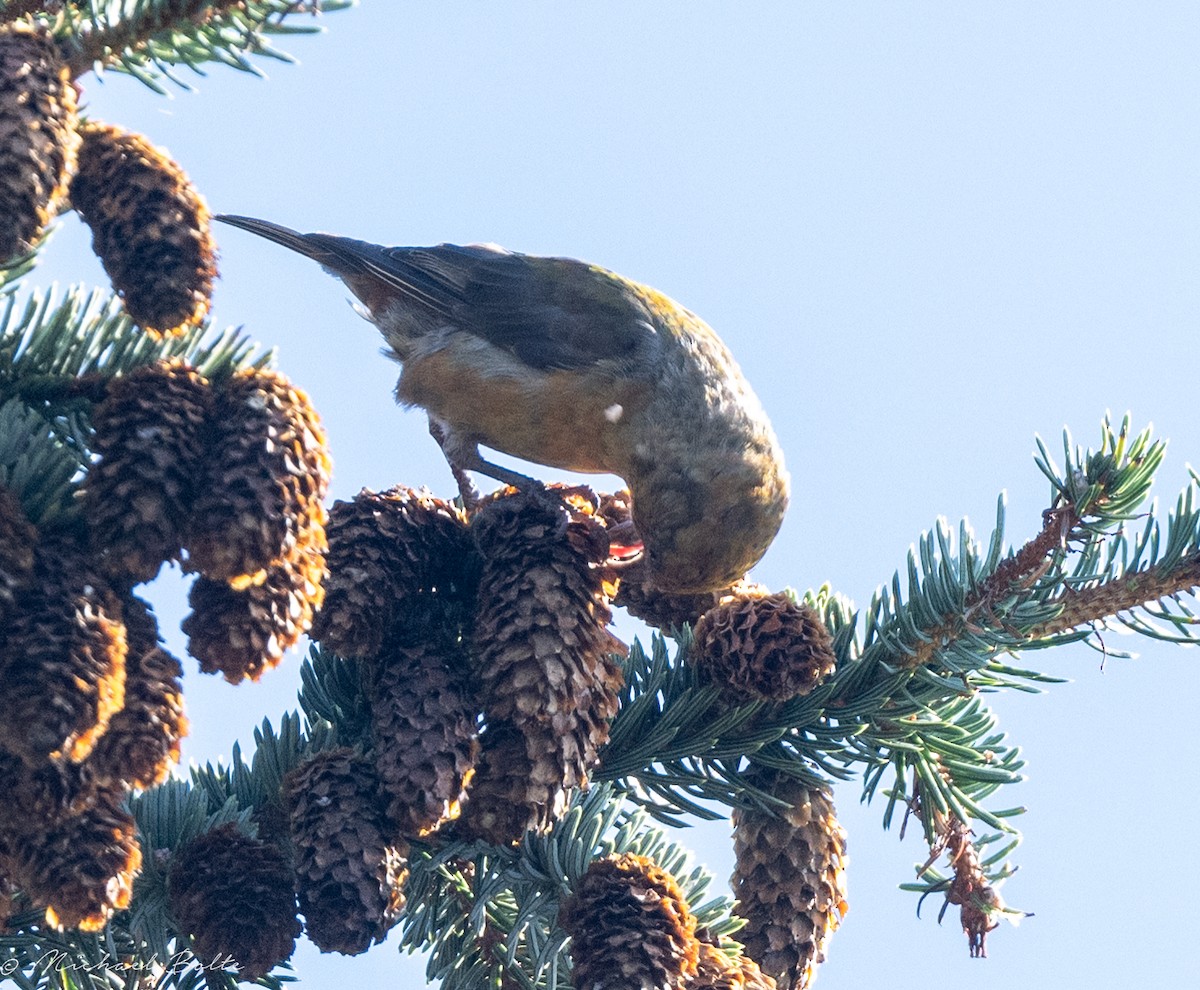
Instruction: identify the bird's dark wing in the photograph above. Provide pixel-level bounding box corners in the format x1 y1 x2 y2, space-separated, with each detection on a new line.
215 217 663 373
311 238 663 373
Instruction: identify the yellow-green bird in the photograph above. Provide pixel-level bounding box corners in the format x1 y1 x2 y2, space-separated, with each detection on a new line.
216 215 789 593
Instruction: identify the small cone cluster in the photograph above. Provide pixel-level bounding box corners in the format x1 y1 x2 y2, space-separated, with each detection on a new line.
0 524 186 931
731 775 848 990
82 359 213 583
168 822 301 980
80 359 331 682
691 588 836 704
284 747 409 956
181 367 330 682
691 942 777 990
559 853 701 990
309 486 479 839
0 22 78 263
456 488 624 844
68 121 215 336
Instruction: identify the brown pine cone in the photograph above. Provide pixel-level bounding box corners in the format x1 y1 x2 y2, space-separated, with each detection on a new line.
168 822 301 980
559 853 701 990
311 486 474 658
691 589 836 704
731 775 848 990
8 786 141 931
450 721 543 846
88 595 187 788
459 489 623 840
0 22 78 262
69 121 214 336
182 525 326 683
82 360 213 583
368 624 479 839
0 539 126 766
284 748 408 955
186 367 330 586
0 747 99 841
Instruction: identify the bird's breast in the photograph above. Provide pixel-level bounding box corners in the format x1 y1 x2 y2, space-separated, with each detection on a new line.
393 342 642 475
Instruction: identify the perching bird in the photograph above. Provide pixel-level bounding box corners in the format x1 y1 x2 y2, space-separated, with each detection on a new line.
216 215 789 593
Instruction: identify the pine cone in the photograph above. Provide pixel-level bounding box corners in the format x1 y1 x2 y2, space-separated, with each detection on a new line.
691 590 835 704
0 22 77 262
0 747 99 840
82 360 213 582
89 595 187 788
9 786 141 931
448 721 541 845
458 490 623 841
311 486 474 658
284 747 408 955
0 482 36 613
183 526 326 683
168 822 301 980
68 121 214 336
559 853 701 990
0 539 126 765
731 776 848 990
186 367 330 585
368 625 479 839
690 942 777 990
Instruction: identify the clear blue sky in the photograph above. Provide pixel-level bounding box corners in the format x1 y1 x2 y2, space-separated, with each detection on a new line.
32 2 1200 986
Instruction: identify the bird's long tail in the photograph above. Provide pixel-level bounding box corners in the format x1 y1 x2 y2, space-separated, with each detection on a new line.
214 214 327 257
216 214 386 281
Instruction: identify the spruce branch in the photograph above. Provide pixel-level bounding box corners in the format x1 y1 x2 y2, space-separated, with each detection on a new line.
1031 549 1200 643
54 0 355 91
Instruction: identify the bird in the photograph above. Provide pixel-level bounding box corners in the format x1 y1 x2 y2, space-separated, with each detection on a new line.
215 215 789 594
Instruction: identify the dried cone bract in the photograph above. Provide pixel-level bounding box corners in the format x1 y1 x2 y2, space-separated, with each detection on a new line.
692 589 836 703
10 787 141 931
457 489 623 843
187 367 330 585
83 360 213 582
731 776 848 990
0 22 78 262
311 486 473 658
183 368 329 682
0 539 126 766
168 822 301 980
559 853 701 990
69 122 214 336
284 748 408 955
89 595 186 789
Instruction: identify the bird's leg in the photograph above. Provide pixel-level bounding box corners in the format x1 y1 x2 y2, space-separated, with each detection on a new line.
428 416 542 507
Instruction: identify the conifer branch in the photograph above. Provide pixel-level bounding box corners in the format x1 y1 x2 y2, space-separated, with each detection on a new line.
899 504 1078 671
1031 550 1200 642
64 1 255 77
